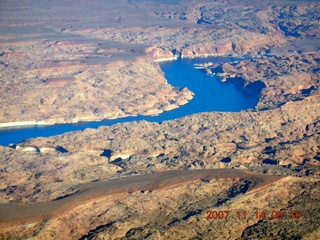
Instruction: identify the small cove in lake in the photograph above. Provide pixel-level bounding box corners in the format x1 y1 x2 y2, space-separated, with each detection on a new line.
0 57 259 146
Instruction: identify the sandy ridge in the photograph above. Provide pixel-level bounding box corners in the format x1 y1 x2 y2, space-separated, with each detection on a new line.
0 169 282 227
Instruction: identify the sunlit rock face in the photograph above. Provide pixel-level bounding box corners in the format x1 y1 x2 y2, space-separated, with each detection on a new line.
0 0 319 239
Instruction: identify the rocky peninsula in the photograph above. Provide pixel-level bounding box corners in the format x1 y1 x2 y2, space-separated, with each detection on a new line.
0 0 319 239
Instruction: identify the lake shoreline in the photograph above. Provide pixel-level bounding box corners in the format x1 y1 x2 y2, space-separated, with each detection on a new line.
0 55 259 145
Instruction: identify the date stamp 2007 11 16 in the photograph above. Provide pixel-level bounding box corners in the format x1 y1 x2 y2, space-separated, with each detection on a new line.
205 210 302 221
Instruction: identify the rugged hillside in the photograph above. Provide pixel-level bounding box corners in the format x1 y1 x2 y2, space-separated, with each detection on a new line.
0 0 319 239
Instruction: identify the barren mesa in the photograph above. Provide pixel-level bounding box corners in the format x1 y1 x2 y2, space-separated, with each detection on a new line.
0 0 319 239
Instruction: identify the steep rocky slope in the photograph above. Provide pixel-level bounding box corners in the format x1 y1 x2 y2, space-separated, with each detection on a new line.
0 170 318 239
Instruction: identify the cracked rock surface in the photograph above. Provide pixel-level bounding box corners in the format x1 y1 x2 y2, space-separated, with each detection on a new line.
0 0 319 239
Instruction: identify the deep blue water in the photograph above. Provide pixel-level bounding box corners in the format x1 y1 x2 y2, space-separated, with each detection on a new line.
0 57 258 146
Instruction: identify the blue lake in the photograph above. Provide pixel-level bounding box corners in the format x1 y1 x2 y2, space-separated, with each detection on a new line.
0 57 258 146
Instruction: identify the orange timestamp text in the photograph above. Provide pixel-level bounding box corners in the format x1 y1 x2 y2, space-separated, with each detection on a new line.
206 210 302 220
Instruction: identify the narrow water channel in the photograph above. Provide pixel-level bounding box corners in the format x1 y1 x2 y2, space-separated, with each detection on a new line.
0 57 258 146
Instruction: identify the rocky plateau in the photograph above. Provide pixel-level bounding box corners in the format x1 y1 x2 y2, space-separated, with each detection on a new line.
0 0 319 239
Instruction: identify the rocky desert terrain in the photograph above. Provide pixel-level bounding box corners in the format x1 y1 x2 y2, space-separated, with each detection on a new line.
0 0 319 239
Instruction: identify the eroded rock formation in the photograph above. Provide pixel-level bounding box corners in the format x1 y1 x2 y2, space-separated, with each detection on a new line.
198 53 320 109
0 0 319 239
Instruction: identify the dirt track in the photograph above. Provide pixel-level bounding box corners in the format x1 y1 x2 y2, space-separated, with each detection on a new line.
0 169 282 227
